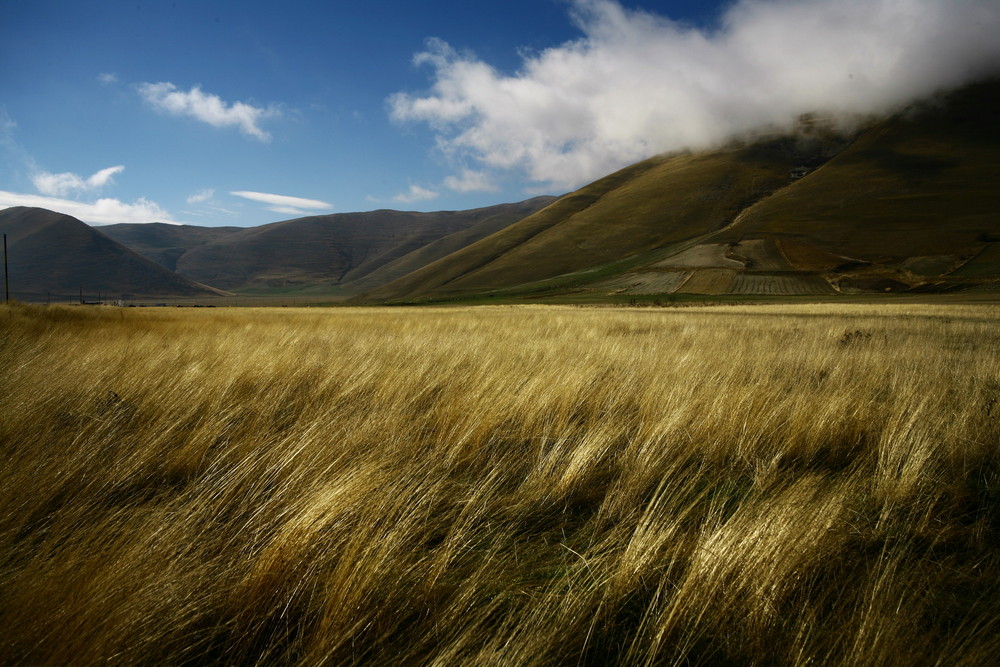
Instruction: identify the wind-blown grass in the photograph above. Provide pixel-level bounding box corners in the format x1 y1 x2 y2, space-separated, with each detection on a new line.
1 302 998 665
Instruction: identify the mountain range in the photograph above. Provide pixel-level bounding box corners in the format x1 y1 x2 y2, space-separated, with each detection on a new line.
2 79 998 303
99 197 556 295
0 198 555 301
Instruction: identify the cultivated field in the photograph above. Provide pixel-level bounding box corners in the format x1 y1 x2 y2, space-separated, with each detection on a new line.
728 239 792 272
729 273 836 295
677 268 737 294
1 302 998 665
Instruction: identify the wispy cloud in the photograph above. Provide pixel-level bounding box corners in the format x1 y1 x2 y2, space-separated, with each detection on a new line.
32 165 125 197
391 0 1000 189
393 184 439 204
444 169 499 193
97 72 118 85
186 188 215 204
0 108 17 147
138 82 279 141
230 190 332 216
0 190 173 225
230 190 332 209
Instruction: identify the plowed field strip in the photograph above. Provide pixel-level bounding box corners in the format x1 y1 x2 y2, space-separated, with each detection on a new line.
730 274 835 294
620 272 691 294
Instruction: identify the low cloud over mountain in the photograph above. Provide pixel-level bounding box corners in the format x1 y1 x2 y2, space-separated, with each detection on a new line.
392 0 1000 189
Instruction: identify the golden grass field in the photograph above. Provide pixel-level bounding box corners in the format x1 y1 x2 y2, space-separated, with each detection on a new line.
1 302 998 665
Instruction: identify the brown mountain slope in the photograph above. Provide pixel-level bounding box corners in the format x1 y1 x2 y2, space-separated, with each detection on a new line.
100 222 242 272
339 196 558 294
358 132 846 302
0 207 226 300
172 198 555 292
359 79 1000 302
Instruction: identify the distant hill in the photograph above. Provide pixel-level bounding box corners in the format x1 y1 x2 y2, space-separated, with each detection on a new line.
154 197 557 293
0 207 227 300
358 79 1000 303
100 223 242 272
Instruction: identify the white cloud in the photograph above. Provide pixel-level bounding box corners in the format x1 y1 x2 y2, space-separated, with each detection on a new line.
88 165 123 187
393 184 440 204
230 190 332 211
0 108 16 146
97 72 118 85
443 168 499 193
391 0 1000 189
186 188 215 204
0 190 173 225
33 173 84 196
138 82 279 141
32 165 125 196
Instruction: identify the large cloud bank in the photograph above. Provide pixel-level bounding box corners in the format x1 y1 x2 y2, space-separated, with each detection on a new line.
391 0 1000 189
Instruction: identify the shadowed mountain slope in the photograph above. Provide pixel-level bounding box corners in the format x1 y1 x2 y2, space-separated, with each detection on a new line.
338 197 562 294
0 207 226 300
100 223 242 272
162 197 555 293
358 79 1000 302
716 81 1000 259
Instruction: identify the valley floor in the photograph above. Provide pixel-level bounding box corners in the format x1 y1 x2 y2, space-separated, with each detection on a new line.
1 303 998 664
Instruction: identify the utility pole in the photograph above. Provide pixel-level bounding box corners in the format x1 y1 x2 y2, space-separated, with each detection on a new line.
3 233 8 304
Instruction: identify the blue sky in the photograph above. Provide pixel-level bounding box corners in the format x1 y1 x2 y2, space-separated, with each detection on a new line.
2 0 998 227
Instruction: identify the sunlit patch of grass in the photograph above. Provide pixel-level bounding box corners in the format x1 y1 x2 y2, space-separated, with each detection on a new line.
1 301 998 664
